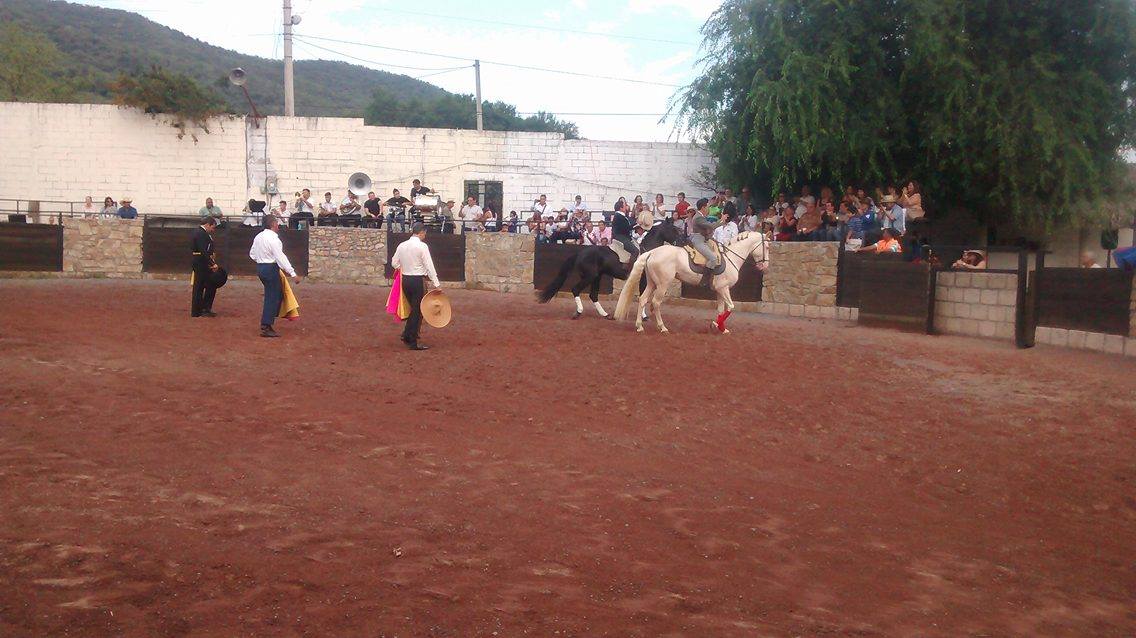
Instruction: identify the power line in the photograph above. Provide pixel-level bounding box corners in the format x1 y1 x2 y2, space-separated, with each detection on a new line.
293 34 682 88
292 37 472 72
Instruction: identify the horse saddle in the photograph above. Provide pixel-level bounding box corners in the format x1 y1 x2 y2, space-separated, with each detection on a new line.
684 241 726 275
608 242 633 264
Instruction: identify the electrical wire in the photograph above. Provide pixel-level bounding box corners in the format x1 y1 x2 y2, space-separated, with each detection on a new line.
293 34 682 88
292 37 473 72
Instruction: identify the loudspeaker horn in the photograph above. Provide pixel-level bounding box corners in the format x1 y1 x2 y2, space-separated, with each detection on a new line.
348 172 373 198
228 68 247 87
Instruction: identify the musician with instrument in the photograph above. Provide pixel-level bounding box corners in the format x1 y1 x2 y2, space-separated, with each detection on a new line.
362 191 382 228
291 188 315 229
410 179 431 199
384 188 412 232
317 191 339 226
339 191 363 227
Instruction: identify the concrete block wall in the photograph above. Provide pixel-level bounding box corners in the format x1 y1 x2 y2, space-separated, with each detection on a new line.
1034 327 1135 356
934 271 1018 340
0 103 247 216
0 102 713 224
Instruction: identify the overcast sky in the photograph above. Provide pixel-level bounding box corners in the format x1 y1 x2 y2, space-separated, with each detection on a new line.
71 0 721 142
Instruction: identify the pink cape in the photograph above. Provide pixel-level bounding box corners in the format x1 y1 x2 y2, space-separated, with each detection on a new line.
385 269 406 322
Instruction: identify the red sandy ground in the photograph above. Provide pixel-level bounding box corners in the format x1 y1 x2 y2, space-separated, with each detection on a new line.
1 278 1134 637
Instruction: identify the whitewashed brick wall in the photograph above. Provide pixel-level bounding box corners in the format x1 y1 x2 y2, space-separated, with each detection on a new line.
1 102 714 219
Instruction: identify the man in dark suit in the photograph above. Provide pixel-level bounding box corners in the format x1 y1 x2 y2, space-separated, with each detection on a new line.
191 217 220 317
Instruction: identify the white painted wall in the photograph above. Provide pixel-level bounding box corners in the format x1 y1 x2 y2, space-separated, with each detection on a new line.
0 102 715 218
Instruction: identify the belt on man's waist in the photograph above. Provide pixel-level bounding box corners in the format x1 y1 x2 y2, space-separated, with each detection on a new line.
402 273 425 277
192 252 204 255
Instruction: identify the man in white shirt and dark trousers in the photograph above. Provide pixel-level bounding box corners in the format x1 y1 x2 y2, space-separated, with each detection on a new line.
250 216 302 338
391 222 441 350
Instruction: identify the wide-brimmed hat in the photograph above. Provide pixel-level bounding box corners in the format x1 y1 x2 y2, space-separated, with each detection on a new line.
208 266 229 288
880 195 897 204
121 196 133 203
962 249 986 260
421 289 451 328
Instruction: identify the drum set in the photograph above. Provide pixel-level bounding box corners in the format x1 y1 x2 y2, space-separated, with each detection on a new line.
348 172 454 233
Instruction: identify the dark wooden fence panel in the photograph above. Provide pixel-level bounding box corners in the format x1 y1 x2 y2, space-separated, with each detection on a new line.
838 251 904 308
142 226 194 274
219 225 309 276
1036 268 1133 336
858 259 933 329
680 258 763 301
386 232 465 281
533 243 614 294
144 220 309 276
0 223 63 271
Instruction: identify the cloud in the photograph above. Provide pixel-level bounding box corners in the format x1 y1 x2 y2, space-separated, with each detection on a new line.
571 0 589 9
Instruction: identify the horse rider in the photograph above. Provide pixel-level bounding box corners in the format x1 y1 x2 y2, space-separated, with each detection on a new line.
610 199 639 262
690 197 728 285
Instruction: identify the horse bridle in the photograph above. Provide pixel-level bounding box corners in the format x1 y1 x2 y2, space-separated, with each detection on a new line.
719 233 769 275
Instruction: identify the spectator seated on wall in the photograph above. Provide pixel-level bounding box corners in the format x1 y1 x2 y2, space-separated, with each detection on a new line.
794 202 823 240
1115 245 1136 272
117 196 138 219
952 249 987 270
856 227 902 254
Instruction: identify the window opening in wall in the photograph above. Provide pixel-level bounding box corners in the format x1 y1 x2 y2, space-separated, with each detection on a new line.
463 180 503 224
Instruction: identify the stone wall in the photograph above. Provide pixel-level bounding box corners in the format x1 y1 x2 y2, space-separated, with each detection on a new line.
62 218 143 277
1034 326 1134 356
934 272 1017 340
762 242 839 307
465 232 534 292
307 227 386 285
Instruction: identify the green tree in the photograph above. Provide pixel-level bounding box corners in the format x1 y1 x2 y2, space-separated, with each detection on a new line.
364 87 580 138
109 65 229 140
0 23 73 101
676 0 1136 233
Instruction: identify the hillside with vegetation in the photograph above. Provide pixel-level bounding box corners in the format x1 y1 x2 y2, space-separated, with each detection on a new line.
0 0 578 137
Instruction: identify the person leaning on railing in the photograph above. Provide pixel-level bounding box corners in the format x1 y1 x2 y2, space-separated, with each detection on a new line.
117 197 138 219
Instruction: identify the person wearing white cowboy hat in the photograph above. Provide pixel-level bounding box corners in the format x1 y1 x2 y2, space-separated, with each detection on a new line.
117 196 138 219
878 194 905 236
952 249 987 270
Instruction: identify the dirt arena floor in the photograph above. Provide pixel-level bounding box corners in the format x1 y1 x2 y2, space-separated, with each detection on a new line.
1 278 1135 637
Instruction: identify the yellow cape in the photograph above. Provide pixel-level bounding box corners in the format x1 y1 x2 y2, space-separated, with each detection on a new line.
279 272 299 319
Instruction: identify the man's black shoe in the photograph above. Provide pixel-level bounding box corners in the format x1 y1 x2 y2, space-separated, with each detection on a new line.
408 344 429 351
260 326 280 338
201 311 218 317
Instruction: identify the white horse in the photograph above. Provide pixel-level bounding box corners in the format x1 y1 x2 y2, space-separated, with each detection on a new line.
613 231 770 333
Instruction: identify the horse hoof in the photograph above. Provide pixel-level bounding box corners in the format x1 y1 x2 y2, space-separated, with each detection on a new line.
605 315 615 321
571 311 582 320
723 328 731 335
660 328 669 334
636 326 645 333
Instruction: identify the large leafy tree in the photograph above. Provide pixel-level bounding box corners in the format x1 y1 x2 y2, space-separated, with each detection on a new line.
364 87 580 139
109 66 229 140
676 0 1136 232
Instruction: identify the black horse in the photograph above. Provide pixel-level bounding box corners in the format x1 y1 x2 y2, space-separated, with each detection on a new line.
537 223 683 319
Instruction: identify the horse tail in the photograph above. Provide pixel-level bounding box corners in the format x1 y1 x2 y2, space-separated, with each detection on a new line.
536 253 576 303
614 252 649 321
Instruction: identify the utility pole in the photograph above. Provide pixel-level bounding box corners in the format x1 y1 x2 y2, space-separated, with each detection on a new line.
474 60 483 131
283 0 296 116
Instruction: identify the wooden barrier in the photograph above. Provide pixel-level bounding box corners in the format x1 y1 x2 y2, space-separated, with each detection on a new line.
143 220 309 276
0 223 63 272
1035 267 1133 336
533 243 614 294
838 251 904 308
386 232 465 281
857 259 934 331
